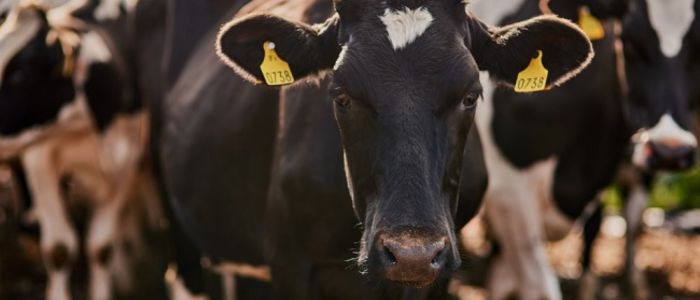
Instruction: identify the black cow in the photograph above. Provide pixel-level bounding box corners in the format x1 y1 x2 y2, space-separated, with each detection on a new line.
160 0 591 299
471 0 700 299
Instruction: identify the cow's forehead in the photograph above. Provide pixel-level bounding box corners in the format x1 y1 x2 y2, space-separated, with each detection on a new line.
355 2 464 51
644 0 696 57
380 6 434 50
0 7 42 86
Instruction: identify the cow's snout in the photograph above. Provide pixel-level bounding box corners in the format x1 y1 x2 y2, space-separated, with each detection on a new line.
374 232 449 287
647 141 695 170
632 114 697 171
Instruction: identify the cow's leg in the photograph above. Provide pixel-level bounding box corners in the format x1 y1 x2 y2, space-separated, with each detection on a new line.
486 247 518 300
485 184 561 300
22 144 78 300
86 199 121 300
85 169 137 300
624 184 649 300
578 203 603 300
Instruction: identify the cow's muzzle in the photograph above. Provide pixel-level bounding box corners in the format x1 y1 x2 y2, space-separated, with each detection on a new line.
371 230 451 288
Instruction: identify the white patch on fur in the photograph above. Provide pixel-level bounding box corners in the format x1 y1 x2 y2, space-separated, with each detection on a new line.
22 142 81 300
631 142 648 168
379 7 433 50
468 0 527 26
94 0 122 21
632 113 696 168
646 113 697 146
89 263 111 300
0 0 19 14
0 7 41 87
75 31 112 84
79 31 112 63
168 274 209 300
646 0 695 57
47 270 71 300
333 45 349 70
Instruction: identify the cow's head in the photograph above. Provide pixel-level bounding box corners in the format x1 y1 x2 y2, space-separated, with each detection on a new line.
0 5 75 136
217 0 592 288
599 0 700 170
0 3 128 136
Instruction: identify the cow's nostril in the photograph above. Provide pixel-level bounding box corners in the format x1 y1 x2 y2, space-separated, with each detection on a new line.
382 245 397 264
430 249 444 266
648 142 697 170
376 233 450 287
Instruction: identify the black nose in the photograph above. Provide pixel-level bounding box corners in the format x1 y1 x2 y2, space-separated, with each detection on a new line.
649 142 696 170
376 233 448 287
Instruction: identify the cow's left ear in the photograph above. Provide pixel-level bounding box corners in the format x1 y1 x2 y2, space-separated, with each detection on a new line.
216 13 341 84
470 15 594 89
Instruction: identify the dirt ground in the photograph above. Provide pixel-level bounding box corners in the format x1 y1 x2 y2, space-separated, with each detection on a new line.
452 217 700 299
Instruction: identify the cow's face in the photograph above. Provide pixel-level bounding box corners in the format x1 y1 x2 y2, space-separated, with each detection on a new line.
0 7 75 136
217 0 592 288
619 0 700 170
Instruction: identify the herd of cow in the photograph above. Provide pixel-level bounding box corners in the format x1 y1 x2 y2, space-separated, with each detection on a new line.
0 0 698 299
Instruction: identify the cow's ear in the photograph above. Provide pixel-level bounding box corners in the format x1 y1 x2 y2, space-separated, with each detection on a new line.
216 13 341 84
470 15 594 89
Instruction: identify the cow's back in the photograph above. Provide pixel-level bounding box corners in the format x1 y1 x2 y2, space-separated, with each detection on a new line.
161 9 279 261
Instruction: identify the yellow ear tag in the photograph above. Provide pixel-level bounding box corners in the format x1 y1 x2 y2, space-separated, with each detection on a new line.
515 50 548 93
578 6 605 41
259 41 295 86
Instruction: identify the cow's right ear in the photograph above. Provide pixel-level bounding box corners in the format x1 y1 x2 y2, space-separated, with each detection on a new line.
469 14 594 89
216 14 341 84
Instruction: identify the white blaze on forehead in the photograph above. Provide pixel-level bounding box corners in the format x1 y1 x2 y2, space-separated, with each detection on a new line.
646 0 695 58
0 7 41 87
645 113 698 146
380 6 434 50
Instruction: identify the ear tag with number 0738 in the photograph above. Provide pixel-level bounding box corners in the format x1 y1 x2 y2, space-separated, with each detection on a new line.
259 41 295 86
515 50 548 93
578 6 605 41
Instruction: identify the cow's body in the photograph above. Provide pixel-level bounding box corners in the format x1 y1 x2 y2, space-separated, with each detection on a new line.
472 0 700 299
0 4 152 299
161 0 593 299
477 15 626 300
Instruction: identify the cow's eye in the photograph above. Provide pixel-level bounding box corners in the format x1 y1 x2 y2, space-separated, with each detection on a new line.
335 94 352 110
462 92 480 109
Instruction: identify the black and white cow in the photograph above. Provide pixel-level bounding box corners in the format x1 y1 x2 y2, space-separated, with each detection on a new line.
469 0 700 299
160 0 593 298
0 2 149 299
